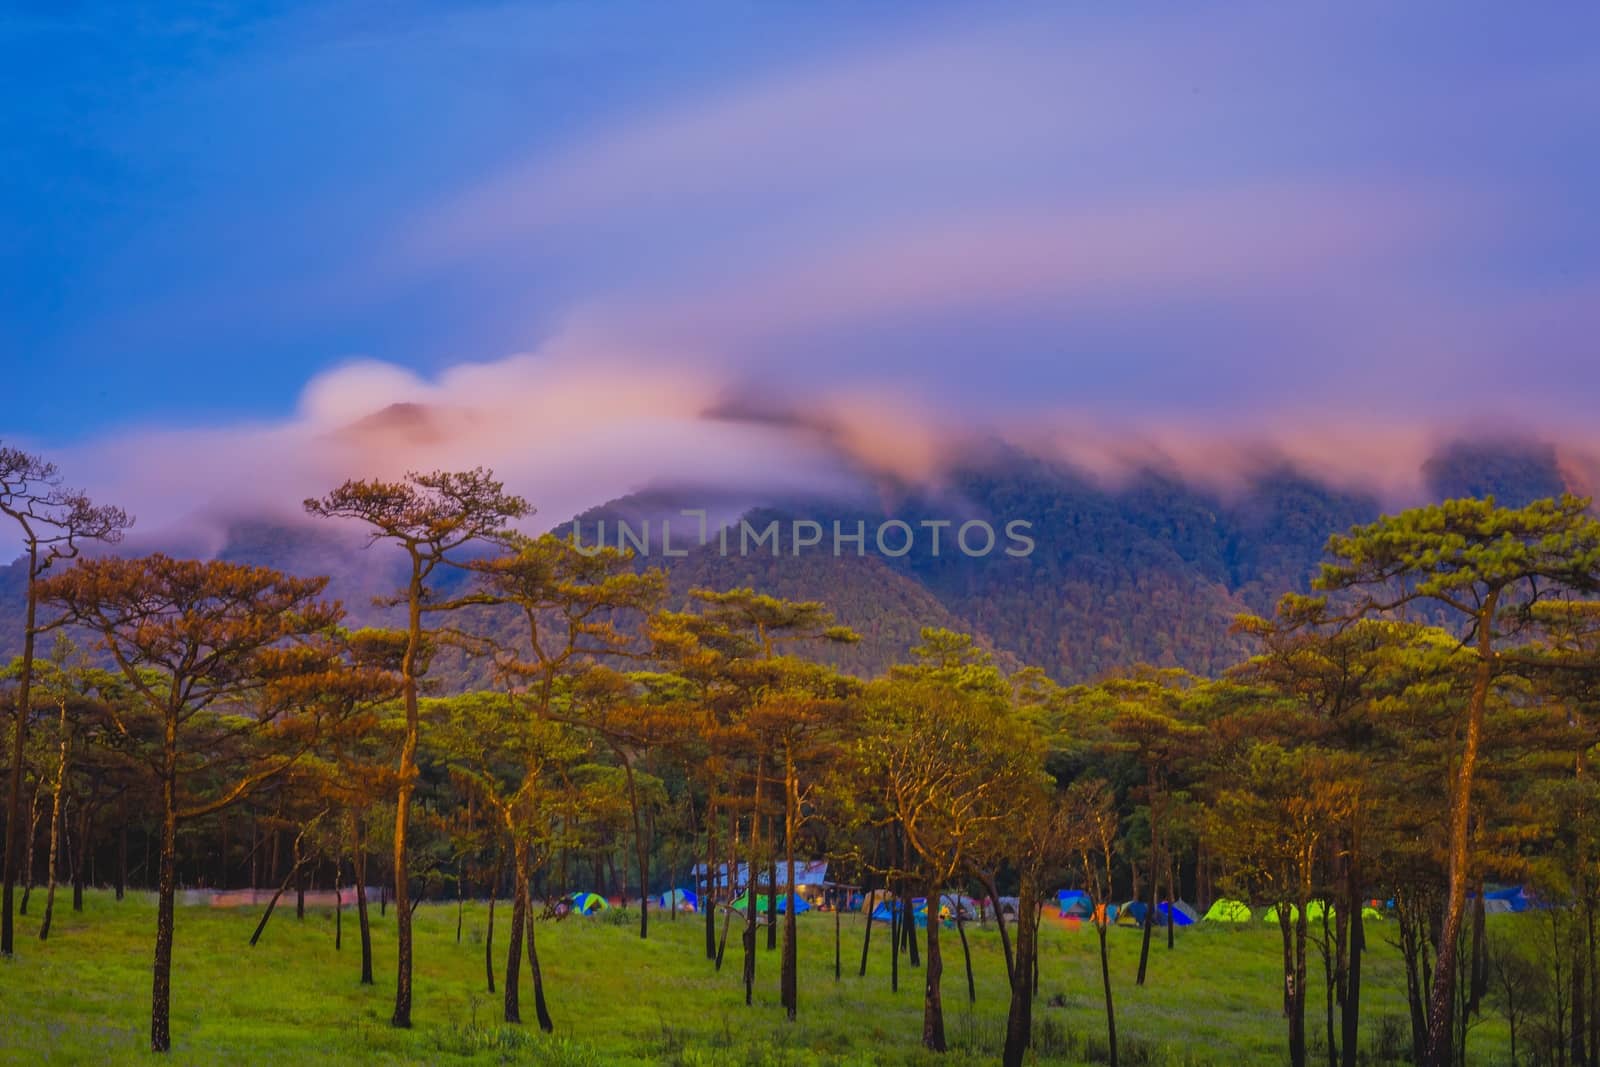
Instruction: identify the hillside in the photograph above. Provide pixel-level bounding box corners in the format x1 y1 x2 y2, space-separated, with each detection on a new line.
0 439 1578 686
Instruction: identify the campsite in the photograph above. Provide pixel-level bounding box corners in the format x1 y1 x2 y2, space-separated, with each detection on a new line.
2 472 1598 1067
0 886 1534 1066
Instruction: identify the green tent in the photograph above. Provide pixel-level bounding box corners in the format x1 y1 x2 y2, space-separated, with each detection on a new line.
1262 900 1329 923
1202 898 1253 923
729 893 810 914
1361 905 1384 921
568 892 607 915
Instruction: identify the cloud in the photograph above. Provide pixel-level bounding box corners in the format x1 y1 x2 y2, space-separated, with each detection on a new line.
54 335 1600 550
57 344 880 542
21 2 1600 533
383 3 1599 429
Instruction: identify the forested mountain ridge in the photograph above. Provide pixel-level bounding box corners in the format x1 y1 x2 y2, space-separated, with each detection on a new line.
0 439 1578 685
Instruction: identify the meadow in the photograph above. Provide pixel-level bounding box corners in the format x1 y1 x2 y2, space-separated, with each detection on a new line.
0 891 1517 1066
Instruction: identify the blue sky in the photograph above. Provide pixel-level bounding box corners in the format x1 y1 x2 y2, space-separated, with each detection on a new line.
4 2 1600 524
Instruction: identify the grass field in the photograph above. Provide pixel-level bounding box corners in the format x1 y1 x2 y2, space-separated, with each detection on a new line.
0 891 1515 1065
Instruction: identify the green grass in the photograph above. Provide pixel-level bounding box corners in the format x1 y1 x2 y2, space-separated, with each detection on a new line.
0 891 1513 1065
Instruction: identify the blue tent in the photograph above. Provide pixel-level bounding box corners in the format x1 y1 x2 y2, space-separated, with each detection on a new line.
1057 890 1092 918
1484 886 1533 913
1115 900 1149 927
659 888 698 911
870 900 930 927
1157 901 1197 926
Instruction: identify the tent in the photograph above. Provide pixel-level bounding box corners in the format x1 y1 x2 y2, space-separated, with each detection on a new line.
869 899 951 927
569 892 607 915
1158 901 1198 926
1361 905 1385 921
940 894 980 921
1262 900 1330 924
1482 899 1512 916
1485 886 1533 913
869 900 926 926
1059 894 1094 920
1115 900 1149 927
1203 899 1253 923
1057 890 1092 918
658 888 698 912
730 893 810 914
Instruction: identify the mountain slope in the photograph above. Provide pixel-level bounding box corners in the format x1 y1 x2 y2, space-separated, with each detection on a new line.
0 440 1578 686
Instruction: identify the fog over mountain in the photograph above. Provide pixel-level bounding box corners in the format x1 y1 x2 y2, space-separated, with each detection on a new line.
2 423 1581 687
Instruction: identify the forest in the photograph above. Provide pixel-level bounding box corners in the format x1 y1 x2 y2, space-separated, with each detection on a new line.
3 444 1600 1067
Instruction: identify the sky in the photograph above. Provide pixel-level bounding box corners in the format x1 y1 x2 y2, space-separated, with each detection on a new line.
3 1 1600 528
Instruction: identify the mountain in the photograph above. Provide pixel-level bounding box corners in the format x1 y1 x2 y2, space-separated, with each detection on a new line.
0 439 1581 686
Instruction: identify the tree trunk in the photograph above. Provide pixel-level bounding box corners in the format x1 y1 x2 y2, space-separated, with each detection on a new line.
20 786 41 915
1324 906 1338 1067
71 800 89 912
485 871 497 994
1341 846 1365 1067
1586 898 1598 1067
744 775 761 1007
716 898 733 971
781 747 799 1019
217 815 229 890
1469 876 1487 1017
834 894 841 982
923 880 946 1052
1395 887 1426 1062
972 865 1015 981
703 803 717 960
1166 859 1176 950
1099 921 1119 1067
391 765 414 1023
891 894 903 994
955 900 976 1003
390 566 424 1030
1279 905 1308 1067
504 842 528 1024
1573 949 1588 1067
353 810 373 985
1032 900 1041 998
526 890 553 1032
1136 796 1158 986
620 754 649 940
151 749 178 1053
905 869 921 969
39 702 70 941
1 545 40 959
294 834 305 920
1424 601 1498 1067
767 820 778 953
116 823 127 902
1002 878 1037 1067
249 854 309 946
859 889 876 977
